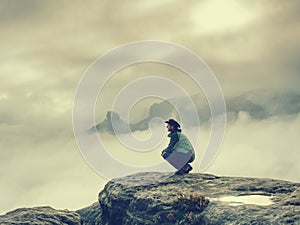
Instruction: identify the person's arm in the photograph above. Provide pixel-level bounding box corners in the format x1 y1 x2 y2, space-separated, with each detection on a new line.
162 132 179 154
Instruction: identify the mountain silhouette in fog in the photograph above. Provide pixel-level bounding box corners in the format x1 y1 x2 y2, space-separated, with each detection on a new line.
90 89 300 134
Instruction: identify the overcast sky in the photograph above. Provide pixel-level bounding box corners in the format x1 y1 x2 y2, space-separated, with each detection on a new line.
0 0 299 215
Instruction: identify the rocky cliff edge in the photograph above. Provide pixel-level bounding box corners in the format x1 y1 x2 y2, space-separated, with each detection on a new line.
1 172 299 225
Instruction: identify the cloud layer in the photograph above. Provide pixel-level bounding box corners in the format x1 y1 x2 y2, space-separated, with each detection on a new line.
0 0 299 215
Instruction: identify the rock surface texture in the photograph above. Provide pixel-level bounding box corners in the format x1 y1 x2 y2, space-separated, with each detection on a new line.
0 206 81 225
1 172 299 224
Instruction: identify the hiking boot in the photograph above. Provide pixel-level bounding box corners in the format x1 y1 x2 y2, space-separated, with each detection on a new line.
183 164 193 174
174 164 189 175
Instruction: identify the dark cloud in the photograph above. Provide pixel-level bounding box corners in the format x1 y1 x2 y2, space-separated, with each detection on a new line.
0 0 44 23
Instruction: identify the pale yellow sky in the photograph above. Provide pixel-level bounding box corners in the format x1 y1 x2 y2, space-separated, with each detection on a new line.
0 0 299 215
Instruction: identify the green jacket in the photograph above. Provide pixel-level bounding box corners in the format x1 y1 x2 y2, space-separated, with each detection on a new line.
163 130 195 155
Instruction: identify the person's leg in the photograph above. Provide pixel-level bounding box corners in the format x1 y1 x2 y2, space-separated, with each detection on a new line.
188 154 195 163
171 152 195 175
183 155 194 173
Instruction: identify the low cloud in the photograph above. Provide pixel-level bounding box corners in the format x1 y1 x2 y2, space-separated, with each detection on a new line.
93 88 300 134
0 0 299 216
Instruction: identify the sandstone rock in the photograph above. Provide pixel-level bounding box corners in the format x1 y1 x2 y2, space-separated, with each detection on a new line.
2 172 299 224
96 172 299 224
76 202 103 225
0 206 81 225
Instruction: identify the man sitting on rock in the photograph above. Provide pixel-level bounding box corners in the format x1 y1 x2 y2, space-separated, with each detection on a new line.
161 119 195 175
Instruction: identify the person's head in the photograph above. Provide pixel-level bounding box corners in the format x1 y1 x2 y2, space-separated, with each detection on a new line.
165 119 181 132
